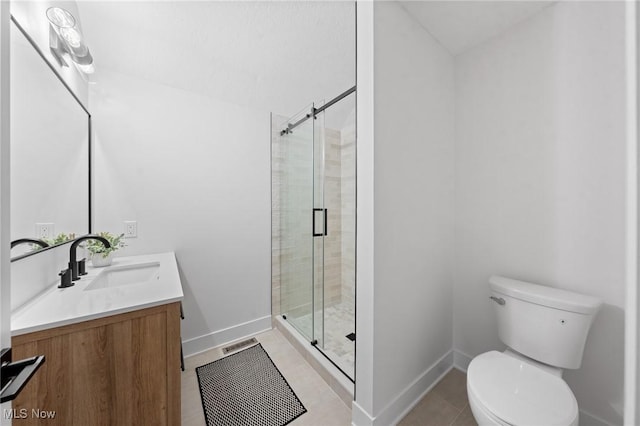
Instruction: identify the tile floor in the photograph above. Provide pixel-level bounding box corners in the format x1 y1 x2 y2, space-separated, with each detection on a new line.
181 328 476 426
181 328 351 426
399 369 478 426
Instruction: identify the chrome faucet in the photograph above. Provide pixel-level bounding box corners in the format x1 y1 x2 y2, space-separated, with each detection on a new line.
69 235 110 281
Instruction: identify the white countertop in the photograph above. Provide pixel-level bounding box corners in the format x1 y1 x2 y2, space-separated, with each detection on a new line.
11 252 184 336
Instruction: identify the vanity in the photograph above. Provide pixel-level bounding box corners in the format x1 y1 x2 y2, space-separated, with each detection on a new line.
10 252 183 425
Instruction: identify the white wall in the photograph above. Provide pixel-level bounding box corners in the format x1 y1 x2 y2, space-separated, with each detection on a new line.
454 2 626 424
354 2 375 422
354 2 456 424
90 69 272 355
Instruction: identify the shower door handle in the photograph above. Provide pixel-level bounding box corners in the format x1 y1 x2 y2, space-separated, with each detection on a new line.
313 208 328 237
324 209 328 236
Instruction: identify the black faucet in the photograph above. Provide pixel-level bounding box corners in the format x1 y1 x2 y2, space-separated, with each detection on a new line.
10 238 49 249
69 235 111 281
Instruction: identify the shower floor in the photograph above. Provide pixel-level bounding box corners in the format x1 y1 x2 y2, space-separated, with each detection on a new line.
291 300 355 379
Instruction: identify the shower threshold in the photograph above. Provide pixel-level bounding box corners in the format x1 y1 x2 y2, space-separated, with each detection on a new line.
274 315 354 407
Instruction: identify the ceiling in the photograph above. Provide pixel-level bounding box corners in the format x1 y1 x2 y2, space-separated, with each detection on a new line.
77 1 355 119
77 1 553 121
399 1 554 55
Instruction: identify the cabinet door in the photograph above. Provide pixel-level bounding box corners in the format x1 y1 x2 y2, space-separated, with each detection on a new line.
11 303 180 426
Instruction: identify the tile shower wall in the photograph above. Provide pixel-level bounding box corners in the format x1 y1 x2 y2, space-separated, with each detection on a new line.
340 111 356 307
271 115 356 317
323 127 343 307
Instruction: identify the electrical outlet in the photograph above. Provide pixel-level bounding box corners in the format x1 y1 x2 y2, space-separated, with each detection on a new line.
124 221 137 238
35 223 55 239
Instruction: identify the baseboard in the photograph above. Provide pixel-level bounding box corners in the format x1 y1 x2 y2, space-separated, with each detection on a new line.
453 349 473 372
352 401 374 426
352 350 454 426
384 351 453 425
182 315 272 357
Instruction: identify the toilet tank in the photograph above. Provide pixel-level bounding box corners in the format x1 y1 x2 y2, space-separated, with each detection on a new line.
489 276 602 369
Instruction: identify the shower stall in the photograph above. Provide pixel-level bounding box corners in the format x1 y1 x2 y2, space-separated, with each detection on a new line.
271 87 356 381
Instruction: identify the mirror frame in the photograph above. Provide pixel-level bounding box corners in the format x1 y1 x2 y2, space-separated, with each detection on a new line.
10 15 91 262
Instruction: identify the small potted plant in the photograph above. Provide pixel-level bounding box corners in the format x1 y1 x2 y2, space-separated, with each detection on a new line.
86 232 126 267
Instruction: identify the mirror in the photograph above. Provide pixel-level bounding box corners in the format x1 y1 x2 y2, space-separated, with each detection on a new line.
10 19 90 260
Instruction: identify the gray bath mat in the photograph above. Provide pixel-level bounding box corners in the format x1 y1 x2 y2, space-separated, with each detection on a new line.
196 343 307 426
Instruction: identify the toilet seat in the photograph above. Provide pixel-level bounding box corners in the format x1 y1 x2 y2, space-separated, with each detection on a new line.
468 388 511 426
467 351 578 426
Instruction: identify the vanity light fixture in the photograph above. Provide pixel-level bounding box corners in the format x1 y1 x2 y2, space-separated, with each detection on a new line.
46 7 94 74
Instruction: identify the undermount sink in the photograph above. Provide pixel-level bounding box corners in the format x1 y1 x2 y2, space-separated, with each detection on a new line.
84 262 161 291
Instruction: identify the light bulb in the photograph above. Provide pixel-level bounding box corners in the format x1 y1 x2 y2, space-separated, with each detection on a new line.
59 27 82 48
46 7 76 28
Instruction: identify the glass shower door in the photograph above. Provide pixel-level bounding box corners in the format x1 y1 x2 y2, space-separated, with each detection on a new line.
275 90 356 382
278 105 324 342
313 91 356 380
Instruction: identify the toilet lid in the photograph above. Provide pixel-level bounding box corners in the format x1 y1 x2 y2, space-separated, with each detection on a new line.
467 351 578 426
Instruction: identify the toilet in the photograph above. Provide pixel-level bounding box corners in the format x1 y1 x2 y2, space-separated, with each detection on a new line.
467 276 602 426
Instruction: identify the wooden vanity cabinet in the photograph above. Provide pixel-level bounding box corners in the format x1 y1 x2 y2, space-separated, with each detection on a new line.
11 302 181 426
